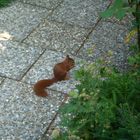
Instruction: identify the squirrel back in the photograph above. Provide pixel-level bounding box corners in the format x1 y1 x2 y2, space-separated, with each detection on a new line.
33 55 75 97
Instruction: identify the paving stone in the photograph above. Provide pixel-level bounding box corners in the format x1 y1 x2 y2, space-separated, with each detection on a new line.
77 21 132 70
23 20 90 54
0 40 43 80
0 78 64 139
18 0 63 10
48 0 110 28
22 50 82 93
49 79 79 94
22 50 64 83
41 98 70 140
0 1 50 41
0 1 24 24
0 77 4 84
41 115 61 140
102 14 134 28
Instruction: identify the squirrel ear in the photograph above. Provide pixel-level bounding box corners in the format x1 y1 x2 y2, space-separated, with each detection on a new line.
66 55 70 58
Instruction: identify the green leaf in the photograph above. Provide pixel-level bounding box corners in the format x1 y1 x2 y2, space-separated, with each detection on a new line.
113 0 123 8
115 9 126 20
125 6 136 13
112 92 117 104
0 0 14 7
100 7 114 18
100 0 127 19
69 91 78 98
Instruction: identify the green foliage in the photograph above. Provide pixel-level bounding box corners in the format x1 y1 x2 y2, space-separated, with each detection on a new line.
101 0 140 50
0 0 14 7
100 0 135 20
52 1 140 140
117 103 140 140
56 60 140 140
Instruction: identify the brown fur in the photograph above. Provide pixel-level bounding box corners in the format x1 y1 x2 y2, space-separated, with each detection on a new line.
33 55 75 97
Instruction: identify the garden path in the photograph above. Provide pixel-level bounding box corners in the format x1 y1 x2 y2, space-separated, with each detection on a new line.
0 0 132 139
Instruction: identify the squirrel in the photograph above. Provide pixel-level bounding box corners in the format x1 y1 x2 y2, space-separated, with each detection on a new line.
33 55 75 97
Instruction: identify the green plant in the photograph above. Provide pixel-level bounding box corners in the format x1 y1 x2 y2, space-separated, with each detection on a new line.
0 0 14 7
56 62 140 140
55 46 140 140
53 1 140 140
100 0 140 50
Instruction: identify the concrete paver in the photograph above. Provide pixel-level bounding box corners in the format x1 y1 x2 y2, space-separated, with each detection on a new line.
18 0 63 10
0 40 43 80
0 77 4 84
0 78 64 139
48 0 110 28
22 50 65 84
23 20 90 54
0 1 50 41
77 21 131 69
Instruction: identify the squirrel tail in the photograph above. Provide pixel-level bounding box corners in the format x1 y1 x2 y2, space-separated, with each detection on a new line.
33 77 57 97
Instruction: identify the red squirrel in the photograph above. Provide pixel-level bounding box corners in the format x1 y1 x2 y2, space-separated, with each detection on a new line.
33 55 75 97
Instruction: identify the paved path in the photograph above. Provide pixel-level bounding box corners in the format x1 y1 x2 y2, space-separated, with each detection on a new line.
0 0 132 139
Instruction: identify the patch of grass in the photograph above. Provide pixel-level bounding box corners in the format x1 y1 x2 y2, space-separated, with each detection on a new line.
0 0 14 7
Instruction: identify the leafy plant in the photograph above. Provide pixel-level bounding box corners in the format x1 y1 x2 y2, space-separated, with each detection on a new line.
53 1 140 140
0 0 14 7
55 61 140 140
101 0 140 50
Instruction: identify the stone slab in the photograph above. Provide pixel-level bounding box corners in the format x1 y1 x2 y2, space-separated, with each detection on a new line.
41 115 61 140
77 21 131 69
0 40 43 80
22 50 64 84
41 98 69 140
48 0 110 28
23 20 90 54
102 14 134 29
0 78 64 140
18 0 63 10
0 1 50 41
0 77 4 84
22 50 82 93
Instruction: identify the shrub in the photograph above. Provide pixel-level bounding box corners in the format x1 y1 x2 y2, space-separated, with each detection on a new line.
57 60 140 140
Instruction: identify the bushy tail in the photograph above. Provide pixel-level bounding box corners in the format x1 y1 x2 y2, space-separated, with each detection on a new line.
33 78 57 97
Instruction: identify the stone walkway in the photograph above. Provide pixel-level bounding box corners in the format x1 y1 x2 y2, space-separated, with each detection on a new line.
0 0 132 139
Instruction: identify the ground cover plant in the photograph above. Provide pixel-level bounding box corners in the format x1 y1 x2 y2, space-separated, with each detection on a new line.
54 58 140 140
51 0 140 139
